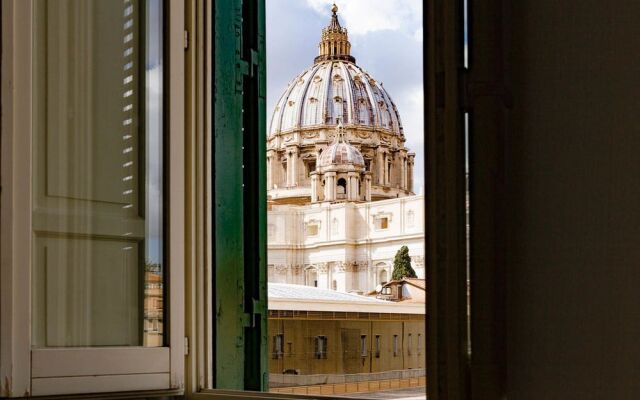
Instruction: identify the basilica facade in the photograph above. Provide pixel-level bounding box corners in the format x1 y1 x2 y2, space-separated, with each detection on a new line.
267 5 425 293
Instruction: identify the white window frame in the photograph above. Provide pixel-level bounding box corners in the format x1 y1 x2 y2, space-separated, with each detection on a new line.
0 1 185 397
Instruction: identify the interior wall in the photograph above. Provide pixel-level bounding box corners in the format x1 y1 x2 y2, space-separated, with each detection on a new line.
505 1 640 398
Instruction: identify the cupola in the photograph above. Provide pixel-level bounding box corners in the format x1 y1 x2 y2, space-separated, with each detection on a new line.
314 4 356 64
318 124 365 168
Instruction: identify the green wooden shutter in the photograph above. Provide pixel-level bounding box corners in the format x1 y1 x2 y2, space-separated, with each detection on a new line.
213 0 267 391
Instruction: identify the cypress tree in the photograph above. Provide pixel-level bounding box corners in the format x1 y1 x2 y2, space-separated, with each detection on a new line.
391 245 417 280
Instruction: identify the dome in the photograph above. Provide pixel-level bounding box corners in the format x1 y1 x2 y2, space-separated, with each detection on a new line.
318 128 365 168
268 60 404 137
266 4 416 205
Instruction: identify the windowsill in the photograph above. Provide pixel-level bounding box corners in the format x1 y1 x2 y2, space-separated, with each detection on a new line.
193 388 395 400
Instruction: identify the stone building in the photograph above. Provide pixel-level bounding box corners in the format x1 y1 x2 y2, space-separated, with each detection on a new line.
267 5 425 294
267 283 425 386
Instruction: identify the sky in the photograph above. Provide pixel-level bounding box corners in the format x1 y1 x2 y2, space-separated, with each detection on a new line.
266 0 425 193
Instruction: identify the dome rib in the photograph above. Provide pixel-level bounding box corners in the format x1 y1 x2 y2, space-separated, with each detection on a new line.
270 66 311 136
361 72 382 128
295 63 323 129
338 62 355 124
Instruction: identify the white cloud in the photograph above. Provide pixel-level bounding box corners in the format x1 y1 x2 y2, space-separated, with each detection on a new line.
305 0 422 36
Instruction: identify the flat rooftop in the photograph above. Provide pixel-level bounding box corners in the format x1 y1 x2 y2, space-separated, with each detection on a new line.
268 283 425 314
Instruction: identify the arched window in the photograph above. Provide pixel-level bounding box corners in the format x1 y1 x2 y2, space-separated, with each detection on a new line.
306 267 318 287
379 269 388 285
337 178 347 199
306 159 316 176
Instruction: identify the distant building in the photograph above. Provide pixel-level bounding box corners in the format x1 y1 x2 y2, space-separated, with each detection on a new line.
374 278 426 303
267 5 425 294
268 283 425 384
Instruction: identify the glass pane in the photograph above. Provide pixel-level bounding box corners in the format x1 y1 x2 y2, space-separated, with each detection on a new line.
31 0 164 348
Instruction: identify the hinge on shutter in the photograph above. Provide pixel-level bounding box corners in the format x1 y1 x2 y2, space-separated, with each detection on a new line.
184 30 189 50
184 336 189 356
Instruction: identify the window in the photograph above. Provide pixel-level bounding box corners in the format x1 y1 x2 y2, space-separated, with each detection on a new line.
305 220 320 236
272 334 284 359
3 0 437 397
360 335 368 357
393 335 400 357
306 224 319 236
337 177 347 199
315 336 328 359
1 0 185 395
418 333 422 355
306 160 316 176
375 216 389 230
379 269 389 285
372 212 392 231
31 0 165 349
408 333 413 356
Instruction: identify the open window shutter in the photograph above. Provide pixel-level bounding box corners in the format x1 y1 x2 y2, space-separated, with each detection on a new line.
213 0 267 391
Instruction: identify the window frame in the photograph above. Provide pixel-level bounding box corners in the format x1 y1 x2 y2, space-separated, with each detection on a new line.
193 0 472 397
0 0 470 398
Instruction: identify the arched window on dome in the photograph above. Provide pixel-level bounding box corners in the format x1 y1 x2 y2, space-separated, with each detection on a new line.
333 96 344 124
337 178 347 199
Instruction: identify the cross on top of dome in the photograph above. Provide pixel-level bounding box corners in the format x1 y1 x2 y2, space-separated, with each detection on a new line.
328 3 341 29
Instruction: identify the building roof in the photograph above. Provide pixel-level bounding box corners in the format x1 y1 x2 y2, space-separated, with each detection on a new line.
404 278 426 289
372 278 426 304
268 283 424 314
385 278 426 290
269 283 382 303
